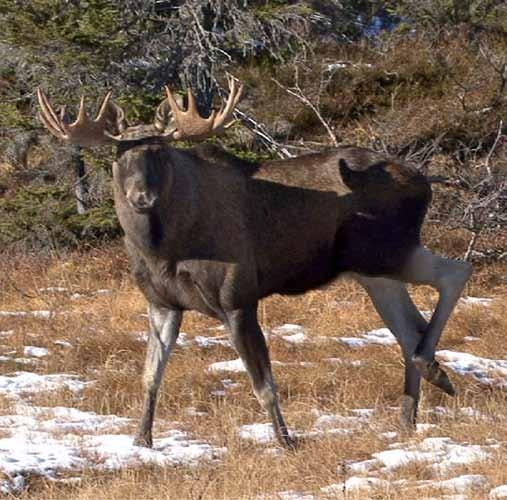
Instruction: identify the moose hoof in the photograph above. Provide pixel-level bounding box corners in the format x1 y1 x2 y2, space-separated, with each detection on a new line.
412 356 456 396
133 433 153 448
276 429 297 451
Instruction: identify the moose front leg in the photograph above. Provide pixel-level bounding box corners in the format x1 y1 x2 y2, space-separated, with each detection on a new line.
134 304 182 447
226 306 294 449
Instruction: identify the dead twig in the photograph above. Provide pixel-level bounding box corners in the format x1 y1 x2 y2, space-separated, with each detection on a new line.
272 66 338 148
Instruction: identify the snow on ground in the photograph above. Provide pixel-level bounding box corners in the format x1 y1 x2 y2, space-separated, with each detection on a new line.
0 372 91 399
0 372 224 492
239 409 372 445
194 335 231 348
0 295 501 496
0 405 225 492
271 324 309 345
412 474 489 494
349 436 497 475
23 345 49 357
436 350 507 388
207 357 315 374
336 327 397 348
459 296 494 307
208 358 247 373
490 485 507 499
0 310 58 319
37 287 112 298
53 340 73 349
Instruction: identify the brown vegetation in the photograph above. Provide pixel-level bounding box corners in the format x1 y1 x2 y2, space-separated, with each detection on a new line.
1 241 506 499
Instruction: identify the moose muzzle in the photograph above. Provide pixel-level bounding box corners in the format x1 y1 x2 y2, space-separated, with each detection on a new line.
126 189 159 213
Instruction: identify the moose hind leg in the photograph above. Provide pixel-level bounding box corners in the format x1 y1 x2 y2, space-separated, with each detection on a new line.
357 276 428 429
134 304 182 447
400 246 471 394
226 306 293 448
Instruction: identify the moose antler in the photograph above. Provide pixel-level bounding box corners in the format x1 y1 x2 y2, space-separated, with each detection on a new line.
37 76 243 146
162 75 243 140
37 88 127 147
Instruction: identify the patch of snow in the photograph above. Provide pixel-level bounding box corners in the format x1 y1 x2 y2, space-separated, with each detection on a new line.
23 346 49 358
211 390 226 397
176 332 189 347
38 287 69 293
0 404 224 490
432 405 488 421
0 330 14 337
421 310 432 320
336 337 369 348
238 423 276 444
436 350 507 387
0 355 40 366
352 436 494 475
350 408 374 419
88 432 224 469
271 325 308 344
416 423 437 433
346 458 379 475
271 324 305 336
325 357 366 367
54 340 73 349
208 358 246 373
337 328 397 348
434 474 488 494
322 477 389 496
0 405 129 434
0 372 90 399
0 474 25 495
0 310 56 319
277 491 315 500
381 431 398 440
221 379 241 390
239 410 369 446
194 335 231 348
281 332 308 345
459 296 493 307
314 414 364 430
464 336 480 342
490 485 507 499
325 61 373 72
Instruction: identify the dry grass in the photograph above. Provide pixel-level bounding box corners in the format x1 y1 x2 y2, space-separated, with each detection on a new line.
1 244 507 499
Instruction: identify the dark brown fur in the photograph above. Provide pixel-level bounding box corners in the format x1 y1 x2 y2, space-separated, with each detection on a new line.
116 143 430 316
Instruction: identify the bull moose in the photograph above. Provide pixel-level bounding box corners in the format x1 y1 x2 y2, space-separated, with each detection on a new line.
37 78 471 448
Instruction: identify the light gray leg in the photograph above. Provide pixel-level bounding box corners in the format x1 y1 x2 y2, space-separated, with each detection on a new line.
357 275 427 429
226 306 293 448
134 304 182 447
399 247 471 392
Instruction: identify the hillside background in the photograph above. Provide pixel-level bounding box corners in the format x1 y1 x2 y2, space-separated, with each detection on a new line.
1 0 506 264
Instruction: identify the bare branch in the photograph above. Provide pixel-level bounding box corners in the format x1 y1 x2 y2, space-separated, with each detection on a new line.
272 67 338 147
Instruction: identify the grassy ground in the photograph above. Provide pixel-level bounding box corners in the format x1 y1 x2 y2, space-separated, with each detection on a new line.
0 245 506 499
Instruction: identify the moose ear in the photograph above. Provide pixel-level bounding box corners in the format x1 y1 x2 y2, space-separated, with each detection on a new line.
153 94 183 132
104 100 128 135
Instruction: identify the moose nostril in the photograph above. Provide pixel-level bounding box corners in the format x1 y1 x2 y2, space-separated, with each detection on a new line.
137 192 148 205
128 190 157 210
